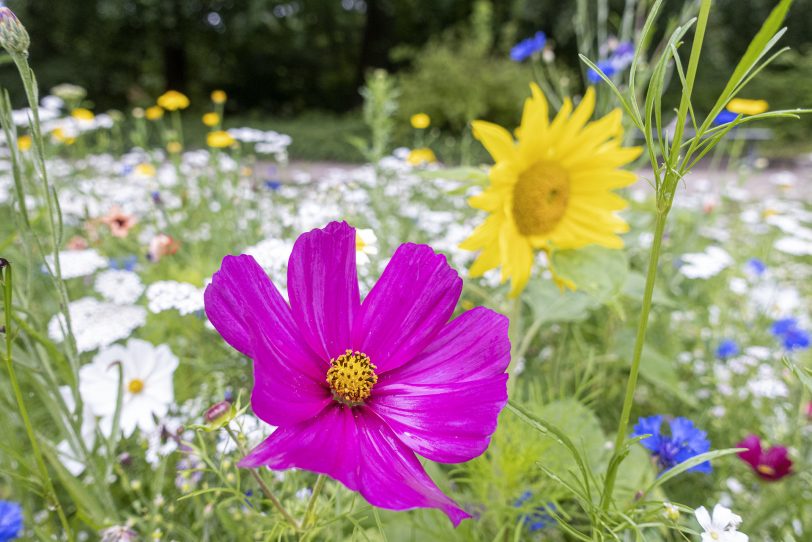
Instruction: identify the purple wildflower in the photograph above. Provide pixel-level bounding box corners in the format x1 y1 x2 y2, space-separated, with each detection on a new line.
204 221 510 525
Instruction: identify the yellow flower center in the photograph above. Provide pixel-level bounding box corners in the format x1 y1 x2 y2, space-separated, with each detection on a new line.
356 234 366 252
756 464 776 476
512 161 570 236
326 349 378 404
128 379 145 394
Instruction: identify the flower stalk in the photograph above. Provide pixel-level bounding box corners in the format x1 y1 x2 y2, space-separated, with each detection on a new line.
2 262 74 539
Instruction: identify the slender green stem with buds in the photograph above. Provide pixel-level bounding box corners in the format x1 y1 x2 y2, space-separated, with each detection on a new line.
2 262 74 539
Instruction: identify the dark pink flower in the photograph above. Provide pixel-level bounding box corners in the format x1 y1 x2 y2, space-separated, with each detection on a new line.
204 221 510 525
736 434 792 481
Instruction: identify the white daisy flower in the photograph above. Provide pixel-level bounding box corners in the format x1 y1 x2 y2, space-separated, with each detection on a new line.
695 504 748 542
79 339 179 437
355 228 378 266
48 297 147 353
56 386 97 476
44 249 107 279
94 269 144 304
679 247 732 279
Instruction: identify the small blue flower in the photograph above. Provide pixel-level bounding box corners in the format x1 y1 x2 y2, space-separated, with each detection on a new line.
771 318 810 351
712 109 738 126
0 501 22 541
510 31 547 62
715 339 739 359
587 60 616 83
264 179 282 191
746 258 767 277
632 415 711 474
514 492 554 532
109 255 138 271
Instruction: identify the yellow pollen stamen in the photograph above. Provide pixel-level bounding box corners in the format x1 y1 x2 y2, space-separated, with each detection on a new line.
756 464 776 476
128 379 144 394
512 161 570 236
326 349 378 404
356 234 366 251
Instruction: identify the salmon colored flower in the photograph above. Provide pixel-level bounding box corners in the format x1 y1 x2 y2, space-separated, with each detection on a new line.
737 434 792 481
101 206 137 238
148 233 180 262
204 222 510 525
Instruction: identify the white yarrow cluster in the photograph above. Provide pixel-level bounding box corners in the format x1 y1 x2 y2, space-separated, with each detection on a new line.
146 280 205 315
48 297 147 352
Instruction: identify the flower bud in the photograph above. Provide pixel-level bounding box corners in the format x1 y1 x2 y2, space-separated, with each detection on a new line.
0 7 29 55
0 257 8 269
100 525 138 542
204 400 235 430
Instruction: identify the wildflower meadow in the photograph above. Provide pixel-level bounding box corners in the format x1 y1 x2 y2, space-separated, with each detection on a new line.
1 0 811 540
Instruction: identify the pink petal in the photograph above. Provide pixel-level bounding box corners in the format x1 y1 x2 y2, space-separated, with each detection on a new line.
736 434 763 469
369 375 508 463
204 254 329 424
250 328 333 426
353 244 462 373
239 405 362 490
240 407 471 526
287 222 360 361
378 307 510 385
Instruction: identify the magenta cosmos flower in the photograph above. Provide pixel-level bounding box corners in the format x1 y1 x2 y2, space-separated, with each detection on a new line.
736 434 792 481
204 222 510 525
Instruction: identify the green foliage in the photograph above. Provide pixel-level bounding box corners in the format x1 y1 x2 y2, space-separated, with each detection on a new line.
397 2 530 131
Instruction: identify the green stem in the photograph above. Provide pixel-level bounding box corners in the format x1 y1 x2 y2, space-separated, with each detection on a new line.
224 426 299 530
599 209 668 511
303 475 326 529
2 264 74 539
508 296 523 377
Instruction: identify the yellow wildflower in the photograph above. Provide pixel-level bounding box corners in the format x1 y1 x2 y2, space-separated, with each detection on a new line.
410 113 431 129
726 98 768 116
406 147 437 166
202 112 220 127
206 130 235 148
157 90 190 111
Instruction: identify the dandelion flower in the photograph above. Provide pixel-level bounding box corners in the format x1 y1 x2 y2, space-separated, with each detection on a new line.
204 222 510 525
157 90 190 111
145 106 164 121
211 89 227 104
460 85 641 296
202 112 220 127
410 113 430 129
407 147 437 166
79 339 179 437
16 135 31 151
726 98 768 116
207 130 236 148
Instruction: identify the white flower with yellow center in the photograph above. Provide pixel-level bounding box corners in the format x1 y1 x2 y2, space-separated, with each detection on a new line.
79 339 179 437
695 504 748 542
355 228 378 265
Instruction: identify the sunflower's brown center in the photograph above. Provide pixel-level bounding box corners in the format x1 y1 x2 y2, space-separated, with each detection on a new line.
756 464 776 476
512 161 570 236
326 349 378 404
128 378 144 394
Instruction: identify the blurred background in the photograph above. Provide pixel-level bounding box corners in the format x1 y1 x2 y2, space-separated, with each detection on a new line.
5 0 812 161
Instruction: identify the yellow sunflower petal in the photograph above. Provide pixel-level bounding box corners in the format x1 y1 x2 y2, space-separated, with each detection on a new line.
471 120 517 163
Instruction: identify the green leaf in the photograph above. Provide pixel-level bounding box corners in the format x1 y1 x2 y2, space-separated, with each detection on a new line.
644 448 744 494
524 279 598 324
783 357 812 392
553 246 629 303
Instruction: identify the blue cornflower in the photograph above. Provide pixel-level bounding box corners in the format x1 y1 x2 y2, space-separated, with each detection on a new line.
514 492 554 532
712 109 738 126
632 415 712 474
587 60 616 83
109 255 138 271
715 339 739 359
510 31 547 62
746 258 767 277
771 318 810 351
0 501 22 541
264 179 282 191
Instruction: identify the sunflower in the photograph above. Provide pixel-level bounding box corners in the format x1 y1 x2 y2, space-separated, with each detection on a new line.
460 84 641 297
